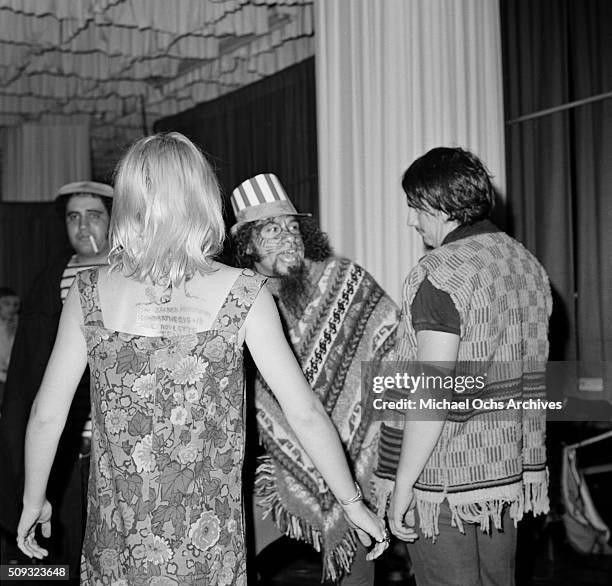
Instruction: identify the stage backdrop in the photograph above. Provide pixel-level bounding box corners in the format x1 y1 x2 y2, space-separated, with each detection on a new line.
502 0 612 402
154 57 319 232
314 0 507 301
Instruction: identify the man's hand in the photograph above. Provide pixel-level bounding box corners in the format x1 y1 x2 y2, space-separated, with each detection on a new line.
388 486 418 542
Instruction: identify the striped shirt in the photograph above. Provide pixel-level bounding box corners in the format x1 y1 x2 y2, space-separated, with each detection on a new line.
60 256 108 303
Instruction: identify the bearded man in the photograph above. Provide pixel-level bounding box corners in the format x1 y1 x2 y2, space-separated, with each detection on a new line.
231 173 399 585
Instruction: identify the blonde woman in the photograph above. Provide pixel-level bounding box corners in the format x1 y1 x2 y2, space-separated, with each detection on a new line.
16 133 388 584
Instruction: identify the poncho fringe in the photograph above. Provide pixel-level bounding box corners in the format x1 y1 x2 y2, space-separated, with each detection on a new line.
256 456 359 582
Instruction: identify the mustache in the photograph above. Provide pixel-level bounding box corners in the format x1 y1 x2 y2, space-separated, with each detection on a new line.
259 243 303 255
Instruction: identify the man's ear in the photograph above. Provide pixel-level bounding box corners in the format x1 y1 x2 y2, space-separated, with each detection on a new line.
246 243 253 255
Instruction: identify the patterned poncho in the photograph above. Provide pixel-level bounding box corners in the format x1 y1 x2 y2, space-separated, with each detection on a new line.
375 231 553 539
254 257 399 581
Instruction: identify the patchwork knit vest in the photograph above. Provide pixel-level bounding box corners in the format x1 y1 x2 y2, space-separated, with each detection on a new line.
384 231 552 537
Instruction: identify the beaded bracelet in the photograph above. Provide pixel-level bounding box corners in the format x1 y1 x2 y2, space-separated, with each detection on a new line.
339 482 363 506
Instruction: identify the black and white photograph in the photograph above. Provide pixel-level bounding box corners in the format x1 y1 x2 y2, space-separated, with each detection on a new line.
0 1 610 585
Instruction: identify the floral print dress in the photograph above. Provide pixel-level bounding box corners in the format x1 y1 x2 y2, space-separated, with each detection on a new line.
76 268 266 586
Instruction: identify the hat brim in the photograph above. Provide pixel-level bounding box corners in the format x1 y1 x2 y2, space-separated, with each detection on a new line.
55 181 113 200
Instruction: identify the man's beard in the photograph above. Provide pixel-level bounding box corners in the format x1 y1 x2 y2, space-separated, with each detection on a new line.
277 262 311 318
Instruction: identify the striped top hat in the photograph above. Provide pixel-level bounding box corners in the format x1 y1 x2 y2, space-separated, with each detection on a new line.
230 173 310 234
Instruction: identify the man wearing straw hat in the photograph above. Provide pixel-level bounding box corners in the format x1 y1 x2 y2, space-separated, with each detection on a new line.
0 181 113 581
231 173 401 585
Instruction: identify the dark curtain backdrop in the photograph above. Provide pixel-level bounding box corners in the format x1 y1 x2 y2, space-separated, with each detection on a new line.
0 203 70 299
154 57 319 230
1 58 317 297
501 0 612 373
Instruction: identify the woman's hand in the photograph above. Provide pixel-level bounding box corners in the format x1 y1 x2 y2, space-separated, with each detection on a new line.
342 501 390 560
16 500 52 559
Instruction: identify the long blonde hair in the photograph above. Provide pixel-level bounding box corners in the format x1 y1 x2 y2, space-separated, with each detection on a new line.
109 132 225 286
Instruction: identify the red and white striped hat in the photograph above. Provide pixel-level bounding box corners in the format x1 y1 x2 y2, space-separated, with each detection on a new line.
230 173 309 234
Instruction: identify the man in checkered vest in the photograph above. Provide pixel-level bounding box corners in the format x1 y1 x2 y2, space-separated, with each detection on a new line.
231 174 399 585
378 147 552 586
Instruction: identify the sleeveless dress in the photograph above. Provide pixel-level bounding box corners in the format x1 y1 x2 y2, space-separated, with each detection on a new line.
76 268 266 586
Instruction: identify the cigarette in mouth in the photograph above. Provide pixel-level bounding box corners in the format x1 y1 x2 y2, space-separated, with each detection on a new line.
89 234 99 254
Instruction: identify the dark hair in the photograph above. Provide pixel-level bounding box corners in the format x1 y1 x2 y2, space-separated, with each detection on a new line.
401 147 494 224
54 193 113 220
232 215 333 269
0 286 18 299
